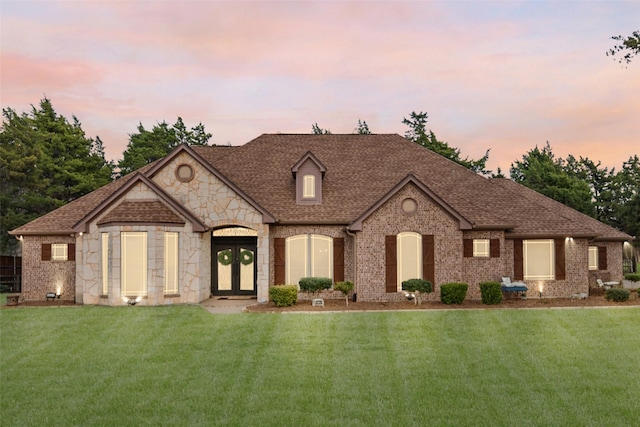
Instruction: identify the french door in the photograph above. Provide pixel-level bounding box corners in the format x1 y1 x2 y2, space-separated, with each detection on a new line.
212 237 257 296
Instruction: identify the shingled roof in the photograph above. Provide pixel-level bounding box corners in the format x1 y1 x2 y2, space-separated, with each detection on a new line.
11 134 632 241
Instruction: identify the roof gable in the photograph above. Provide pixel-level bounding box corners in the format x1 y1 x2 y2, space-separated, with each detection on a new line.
73 173 207 233
291 151 327 177
146 143 276 223
349 174 473 231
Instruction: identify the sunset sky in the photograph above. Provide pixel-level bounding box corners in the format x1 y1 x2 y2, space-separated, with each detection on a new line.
1 0 638 174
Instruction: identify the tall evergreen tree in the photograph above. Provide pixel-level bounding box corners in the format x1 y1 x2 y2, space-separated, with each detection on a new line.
402 111 490 174
354 119 371 134
311 123 331 135
118 118 211 176
510 143 594 216
0 98 114 254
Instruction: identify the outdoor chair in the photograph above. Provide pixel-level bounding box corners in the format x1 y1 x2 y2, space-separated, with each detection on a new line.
596 278 619 290
500 277 528 298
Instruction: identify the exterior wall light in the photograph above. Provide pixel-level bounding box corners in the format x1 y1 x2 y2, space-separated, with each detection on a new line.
123 296 142 306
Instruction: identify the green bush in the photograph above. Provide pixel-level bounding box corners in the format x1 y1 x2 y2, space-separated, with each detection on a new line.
401 278 433 294
334 281 354 306
479 281 503 305
334 281 354 295
269 285 298 307
440 282 468 305
605 288 630 302
298 277 332 294
624 273 640 282
401 278 433 304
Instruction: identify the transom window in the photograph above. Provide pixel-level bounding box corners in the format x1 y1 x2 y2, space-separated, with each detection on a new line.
285 234 332 285
51 244 68 261
303 175 315 198
473 239 490 257
397 232 422 290
588 246 598 270
523 239 555 280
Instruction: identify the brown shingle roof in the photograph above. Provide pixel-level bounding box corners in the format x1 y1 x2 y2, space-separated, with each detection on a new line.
97 201 185 226
11 134 632 241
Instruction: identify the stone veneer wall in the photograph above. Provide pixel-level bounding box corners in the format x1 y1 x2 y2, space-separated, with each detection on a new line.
20 235 76 302
270 225 354 301
460 230 506 299
75 151 270 306
356 183 461 302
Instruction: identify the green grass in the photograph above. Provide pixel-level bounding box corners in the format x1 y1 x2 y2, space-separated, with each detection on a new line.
1 306 639 426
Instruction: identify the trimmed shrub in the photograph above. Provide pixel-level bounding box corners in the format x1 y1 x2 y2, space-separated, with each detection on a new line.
605 288 630 302
624 273 640 282
269 285 298 307
401 279 433 304
298 277 332 294
334 281 354 306
401 278 433 294
479 281 503 305
440 282 468 305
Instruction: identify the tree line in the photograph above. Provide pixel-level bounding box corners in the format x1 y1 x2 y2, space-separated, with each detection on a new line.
1 98 637 255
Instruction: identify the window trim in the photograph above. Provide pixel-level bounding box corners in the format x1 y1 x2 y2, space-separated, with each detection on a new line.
101 233 109 295
303 175 315 198
121 232 147 297
396 232 422 291
588 246 599 271
51 243 68 261
164 232 179 294
523 239 555 280
285 234 333 285
473 239 490 257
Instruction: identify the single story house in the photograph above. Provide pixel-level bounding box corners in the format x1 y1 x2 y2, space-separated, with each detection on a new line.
10 134 632 305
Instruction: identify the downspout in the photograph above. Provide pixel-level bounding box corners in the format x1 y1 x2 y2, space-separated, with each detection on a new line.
345 227 358 301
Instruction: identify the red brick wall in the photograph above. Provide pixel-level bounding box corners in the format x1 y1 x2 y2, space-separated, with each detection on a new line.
356 183 461 302
20 235 76 302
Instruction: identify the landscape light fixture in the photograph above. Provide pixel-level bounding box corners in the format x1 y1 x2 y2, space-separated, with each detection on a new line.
124 296 142 306
404 292 415 301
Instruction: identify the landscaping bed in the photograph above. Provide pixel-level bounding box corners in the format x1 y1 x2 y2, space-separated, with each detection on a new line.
246 291 640 312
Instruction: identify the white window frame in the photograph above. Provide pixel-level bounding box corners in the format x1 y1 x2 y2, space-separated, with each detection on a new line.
473 239 490 257
101 233 109 295
51 243 68 261
303 175 315 198
285 234 333 285
397 232 422 291
523 239 555 280
588 246 598 270
121 232 147 297
164 232 179 294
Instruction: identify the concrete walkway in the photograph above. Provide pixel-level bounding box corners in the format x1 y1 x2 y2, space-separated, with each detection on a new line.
200 297 257 314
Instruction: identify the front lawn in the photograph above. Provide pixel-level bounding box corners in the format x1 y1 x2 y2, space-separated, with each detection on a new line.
1 306 638 426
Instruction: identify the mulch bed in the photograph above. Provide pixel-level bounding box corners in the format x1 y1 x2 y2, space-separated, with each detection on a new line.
246 292 640 312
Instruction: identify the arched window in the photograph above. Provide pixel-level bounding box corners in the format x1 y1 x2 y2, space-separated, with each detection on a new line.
397 232 422 290
285 234 333 285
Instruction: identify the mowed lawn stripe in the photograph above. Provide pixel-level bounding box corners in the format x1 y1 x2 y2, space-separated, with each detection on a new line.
1 306 638 426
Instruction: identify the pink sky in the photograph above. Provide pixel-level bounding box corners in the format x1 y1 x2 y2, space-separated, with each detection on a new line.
1 1 638 174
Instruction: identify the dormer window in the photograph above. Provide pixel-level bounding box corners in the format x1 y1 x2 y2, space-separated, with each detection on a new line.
292 151 326 205
303 175 316 198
